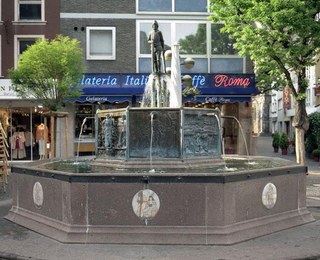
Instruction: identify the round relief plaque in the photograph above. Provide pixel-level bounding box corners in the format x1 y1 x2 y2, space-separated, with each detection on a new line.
132 189 160 220
33 182 44 208
262 183 277 209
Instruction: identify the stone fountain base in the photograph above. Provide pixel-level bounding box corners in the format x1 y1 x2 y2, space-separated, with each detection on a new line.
5 159 314 245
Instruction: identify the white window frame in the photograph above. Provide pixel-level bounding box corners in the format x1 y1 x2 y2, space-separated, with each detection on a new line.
14 35 45 68
14 0 45 22
306 88 311 107
136 0 210 14
86 27 116 60
136 20 244 73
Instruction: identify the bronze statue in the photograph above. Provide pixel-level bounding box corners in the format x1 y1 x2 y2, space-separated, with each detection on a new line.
148 20 165 73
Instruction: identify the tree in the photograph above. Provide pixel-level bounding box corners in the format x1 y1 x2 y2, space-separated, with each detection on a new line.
209 0 320 164
9 35 84 111
9 35 84 159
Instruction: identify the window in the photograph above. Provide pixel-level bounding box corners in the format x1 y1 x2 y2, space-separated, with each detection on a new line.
137 21 244 73
306 88 311 107
14 35 44 68
86 27 116 60
211 24 237 55
175 0 207 12
16 0 44 21
177 23 207 55
138 0 208 13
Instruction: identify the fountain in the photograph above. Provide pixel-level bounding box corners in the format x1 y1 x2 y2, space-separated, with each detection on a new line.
5 21 314 245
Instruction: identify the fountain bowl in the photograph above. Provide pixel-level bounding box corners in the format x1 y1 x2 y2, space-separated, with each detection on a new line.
5 155 314 245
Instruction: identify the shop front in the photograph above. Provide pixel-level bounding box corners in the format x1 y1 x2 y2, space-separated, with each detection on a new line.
74 73 258 156
0 79 50 162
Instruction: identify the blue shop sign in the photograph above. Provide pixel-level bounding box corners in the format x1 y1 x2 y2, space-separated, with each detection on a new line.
79 73 258 96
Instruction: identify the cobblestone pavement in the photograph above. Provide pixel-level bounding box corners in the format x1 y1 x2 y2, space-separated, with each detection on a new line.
0 136 319 260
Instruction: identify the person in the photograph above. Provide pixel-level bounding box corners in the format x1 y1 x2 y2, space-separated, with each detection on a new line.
148 20 165 73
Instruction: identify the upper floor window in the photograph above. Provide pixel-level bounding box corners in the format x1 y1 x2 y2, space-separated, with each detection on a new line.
211 24 237 55
14 35 44 68
138 0 208 13
306 88 311 107
137 20 244 73
16 0 44 21
86 27 116 60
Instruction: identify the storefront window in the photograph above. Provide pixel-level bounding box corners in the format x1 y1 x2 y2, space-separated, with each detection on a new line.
5 106 49 161
75 105 96 156
75 103 129 156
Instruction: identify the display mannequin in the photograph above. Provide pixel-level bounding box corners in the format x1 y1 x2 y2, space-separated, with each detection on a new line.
36 123 48 160
11 127 26 159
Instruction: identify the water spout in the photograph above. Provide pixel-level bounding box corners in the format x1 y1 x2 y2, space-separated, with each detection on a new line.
76 117 95 163
221 116 249 158
149 111 157 172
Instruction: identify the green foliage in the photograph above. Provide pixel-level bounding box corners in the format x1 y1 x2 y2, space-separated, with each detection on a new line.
305 134 317 154
306 112 320 147
9 35 85 111
312 148 320 157
272 131 280 149
279 132 289 149
182 86 200 97
209 0 320 96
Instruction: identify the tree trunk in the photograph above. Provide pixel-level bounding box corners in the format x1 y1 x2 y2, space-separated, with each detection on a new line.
292 99 309 165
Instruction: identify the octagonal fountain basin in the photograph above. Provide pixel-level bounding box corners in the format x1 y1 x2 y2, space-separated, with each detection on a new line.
5 156 314 245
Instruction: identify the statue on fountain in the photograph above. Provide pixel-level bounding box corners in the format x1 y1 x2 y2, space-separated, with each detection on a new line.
148 20 166 74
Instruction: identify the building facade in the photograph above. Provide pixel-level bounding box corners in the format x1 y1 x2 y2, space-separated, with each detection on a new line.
0 0 60 161
0 0 258 161
251 56 320 147
60 0 258 157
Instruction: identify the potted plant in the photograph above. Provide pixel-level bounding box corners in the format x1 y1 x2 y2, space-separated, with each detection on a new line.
279 132 289 155
312 148 320 161
272 132 280 153
305 135 317 158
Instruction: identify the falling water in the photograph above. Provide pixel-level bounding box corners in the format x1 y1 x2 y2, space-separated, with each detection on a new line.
221 116 255 166
76 117 95 164
141 73 172 108
208 112 237 172
149 111 157 173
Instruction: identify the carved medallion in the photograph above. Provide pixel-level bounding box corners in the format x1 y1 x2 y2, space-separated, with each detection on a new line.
262 183 277 209
33 182 44 208
132 189 160 220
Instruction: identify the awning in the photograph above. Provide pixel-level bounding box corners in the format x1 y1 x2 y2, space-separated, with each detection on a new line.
184 96 252 103
70 95 143 103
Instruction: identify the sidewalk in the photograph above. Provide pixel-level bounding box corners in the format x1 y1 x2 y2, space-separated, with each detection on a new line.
0 136 319 260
